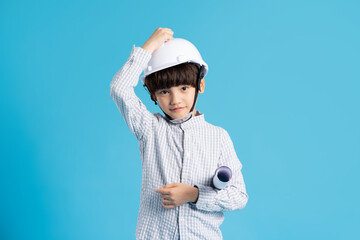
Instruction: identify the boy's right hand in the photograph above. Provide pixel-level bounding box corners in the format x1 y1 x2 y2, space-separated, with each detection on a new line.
141 27 174 54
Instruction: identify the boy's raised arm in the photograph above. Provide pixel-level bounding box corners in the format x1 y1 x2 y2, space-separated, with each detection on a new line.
190 130 249 212
110 28 174 141
110 46 154 141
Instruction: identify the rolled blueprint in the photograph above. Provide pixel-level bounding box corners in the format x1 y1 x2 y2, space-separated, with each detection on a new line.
212 166 232 189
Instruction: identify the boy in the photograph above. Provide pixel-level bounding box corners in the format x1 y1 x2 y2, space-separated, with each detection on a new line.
110 28 248 240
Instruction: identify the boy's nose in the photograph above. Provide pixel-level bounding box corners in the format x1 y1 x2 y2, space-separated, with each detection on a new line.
170 92 181 105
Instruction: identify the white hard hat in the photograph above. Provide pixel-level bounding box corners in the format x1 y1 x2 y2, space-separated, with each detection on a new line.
141 38 208 85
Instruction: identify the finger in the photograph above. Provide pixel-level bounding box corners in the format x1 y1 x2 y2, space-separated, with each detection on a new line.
155 188 168 194
160 28 173 36
165 36 173 42
163 196 174 203
162 202 170 209
163 200 173 206
159 188 167 193
164 183 177 188
161 192 171 198
156 191 170 197
162 202 175 209
161 27 172 32
163 197 173 203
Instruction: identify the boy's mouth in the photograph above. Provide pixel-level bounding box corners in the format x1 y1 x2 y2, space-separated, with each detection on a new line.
171 107 184 112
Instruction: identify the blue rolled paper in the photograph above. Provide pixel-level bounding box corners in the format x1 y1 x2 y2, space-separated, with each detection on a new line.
212 166 232 189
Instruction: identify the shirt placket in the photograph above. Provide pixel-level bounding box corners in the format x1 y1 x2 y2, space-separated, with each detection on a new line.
175 125 183 240
178 124 190 239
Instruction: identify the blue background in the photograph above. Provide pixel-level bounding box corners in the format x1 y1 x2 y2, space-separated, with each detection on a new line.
1 0 359 239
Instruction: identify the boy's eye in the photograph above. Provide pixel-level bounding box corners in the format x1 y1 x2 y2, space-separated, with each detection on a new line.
181 86 189 91
159 90 168 94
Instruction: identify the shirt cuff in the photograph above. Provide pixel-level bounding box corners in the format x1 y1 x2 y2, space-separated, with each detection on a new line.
190 184 218 210
128 44 152 73
131 44 152 59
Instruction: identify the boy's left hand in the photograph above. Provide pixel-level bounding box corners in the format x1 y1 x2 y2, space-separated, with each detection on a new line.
155 183 199 209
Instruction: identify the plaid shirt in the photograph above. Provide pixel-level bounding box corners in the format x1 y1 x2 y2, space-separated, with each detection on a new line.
110 45 248 240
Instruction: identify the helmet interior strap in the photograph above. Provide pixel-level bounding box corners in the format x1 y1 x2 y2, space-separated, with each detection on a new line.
190 65 205 115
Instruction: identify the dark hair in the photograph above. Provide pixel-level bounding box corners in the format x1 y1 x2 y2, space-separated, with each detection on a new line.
144 62 200 102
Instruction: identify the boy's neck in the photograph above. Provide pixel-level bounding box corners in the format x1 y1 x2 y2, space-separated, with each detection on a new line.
167 110 195 124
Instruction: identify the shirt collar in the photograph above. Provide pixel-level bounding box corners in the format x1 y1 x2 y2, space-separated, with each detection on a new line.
165 110 205 128
167 111 193 124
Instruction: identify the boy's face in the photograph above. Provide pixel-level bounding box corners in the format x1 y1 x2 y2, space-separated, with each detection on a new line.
154 78 205 120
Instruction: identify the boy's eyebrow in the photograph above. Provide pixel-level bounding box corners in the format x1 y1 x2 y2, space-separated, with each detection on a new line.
156 85 191 92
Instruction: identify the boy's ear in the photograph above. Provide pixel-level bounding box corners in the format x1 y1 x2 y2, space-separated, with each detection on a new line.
199 78 205 94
